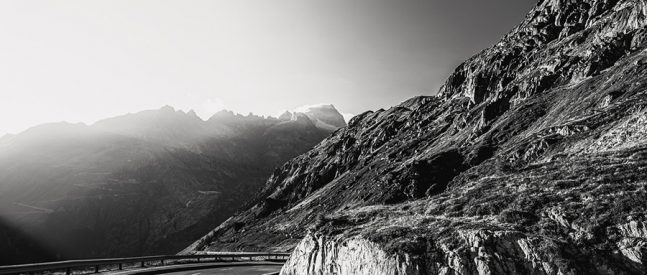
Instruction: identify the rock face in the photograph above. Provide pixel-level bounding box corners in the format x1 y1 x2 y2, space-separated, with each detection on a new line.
190 0 647 274
0 106 336 264
281 233 417 275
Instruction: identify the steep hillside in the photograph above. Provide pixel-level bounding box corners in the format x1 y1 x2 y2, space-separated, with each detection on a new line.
0 106 345 264
190 0 647 274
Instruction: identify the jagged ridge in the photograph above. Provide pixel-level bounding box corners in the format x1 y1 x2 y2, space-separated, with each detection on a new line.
190 0 647 274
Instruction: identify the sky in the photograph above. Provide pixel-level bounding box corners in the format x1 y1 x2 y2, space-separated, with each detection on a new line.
0 0 536 136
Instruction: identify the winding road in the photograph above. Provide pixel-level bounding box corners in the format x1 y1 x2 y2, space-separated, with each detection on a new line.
159 265 281 274
107 262 283 275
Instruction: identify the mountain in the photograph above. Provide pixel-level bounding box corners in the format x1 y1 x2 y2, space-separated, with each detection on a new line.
279 104 348 131
0 105 345 265
92 106 228 149
301 104 348 131
187 1 647 274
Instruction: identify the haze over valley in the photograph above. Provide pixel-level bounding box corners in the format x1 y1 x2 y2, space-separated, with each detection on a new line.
0 105 345 264
4 1 647 274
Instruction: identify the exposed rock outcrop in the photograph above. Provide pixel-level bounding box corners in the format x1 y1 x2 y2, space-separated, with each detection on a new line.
281 233 417 275
191 0 647 274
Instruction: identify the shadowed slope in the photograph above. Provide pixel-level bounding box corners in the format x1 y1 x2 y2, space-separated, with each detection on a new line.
0 106 344 264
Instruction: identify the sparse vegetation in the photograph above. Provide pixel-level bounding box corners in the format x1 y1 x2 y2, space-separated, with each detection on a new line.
197 1 647 274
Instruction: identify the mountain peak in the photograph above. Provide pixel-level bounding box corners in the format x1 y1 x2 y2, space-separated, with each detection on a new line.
186 109 199 118
160 105 176 112
278 111 293 121
293 104 347 130
208 110 240 122
291 112 315 126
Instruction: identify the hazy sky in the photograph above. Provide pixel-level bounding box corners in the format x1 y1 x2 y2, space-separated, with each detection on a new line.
0 0 536 135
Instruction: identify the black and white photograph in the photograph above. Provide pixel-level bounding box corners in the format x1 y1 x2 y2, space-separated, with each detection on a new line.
0 0 646 274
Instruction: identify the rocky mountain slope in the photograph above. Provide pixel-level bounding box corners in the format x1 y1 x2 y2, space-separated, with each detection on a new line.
0 105 345 264
189 0 647 274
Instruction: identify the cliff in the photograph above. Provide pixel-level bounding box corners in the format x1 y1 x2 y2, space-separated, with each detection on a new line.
190 0 647 273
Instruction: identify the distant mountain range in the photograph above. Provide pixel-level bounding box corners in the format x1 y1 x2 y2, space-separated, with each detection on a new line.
0 104 346 264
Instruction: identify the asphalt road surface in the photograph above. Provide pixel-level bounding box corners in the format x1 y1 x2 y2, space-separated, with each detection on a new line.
159 265 281 275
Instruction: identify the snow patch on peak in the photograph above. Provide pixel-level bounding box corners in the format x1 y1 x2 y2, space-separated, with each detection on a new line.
293 103 337 113
291 104 347 130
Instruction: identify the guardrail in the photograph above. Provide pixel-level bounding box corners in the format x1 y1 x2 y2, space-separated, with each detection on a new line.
0 253 291 275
